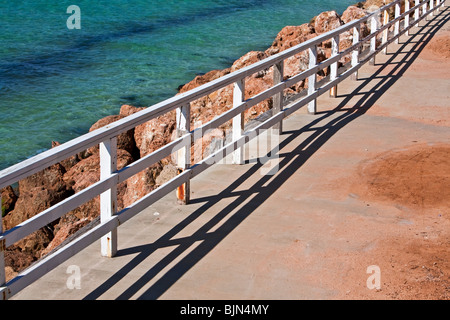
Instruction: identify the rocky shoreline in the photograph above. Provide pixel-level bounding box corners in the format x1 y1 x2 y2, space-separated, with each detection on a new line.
1 0 395 280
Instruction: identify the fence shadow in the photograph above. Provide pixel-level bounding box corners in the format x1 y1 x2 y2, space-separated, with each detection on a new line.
82 8 449 300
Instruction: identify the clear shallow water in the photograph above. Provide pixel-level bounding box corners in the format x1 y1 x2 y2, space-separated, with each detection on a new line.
0 0 356 170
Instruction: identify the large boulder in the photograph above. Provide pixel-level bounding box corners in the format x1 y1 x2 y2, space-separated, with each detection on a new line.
264 23 321 96
1 186 17 217
4 247 35 280
40 218 90 257
338 6 371 65
62 148 134 217
364 0 387 10
232 51 274 121
51 141 80 172
134 111 177 159
342 5 370 39
193 128 226 163
41 148 135 258
178 50 274 131
2 161 73 273
87 114 138 158
119 104 146 117
265 24 317 56
121 163 163 208
230 51 268 72
121 105 172 206
178 69 231 94
61 149 133 219
3 162 72 230
155 163 178 186
314 11 343 35
13 228 54 259
342 5 368 24
363 0 407 20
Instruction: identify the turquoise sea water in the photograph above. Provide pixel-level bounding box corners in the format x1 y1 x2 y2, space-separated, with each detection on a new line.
0 0 356 170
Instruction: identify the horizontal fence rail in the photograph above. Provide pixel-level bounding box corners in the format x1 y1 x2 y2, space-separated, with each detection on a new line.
0 0 445 299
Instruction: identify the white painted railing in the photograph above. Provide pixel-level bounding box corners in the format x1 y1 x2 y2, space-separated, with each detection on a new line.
0 0 445 299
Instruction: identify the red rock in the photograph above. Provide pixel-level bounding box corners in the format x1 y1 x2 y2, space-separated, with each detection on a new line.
314 11 343 35
19 162 68 195
193 128 226 163
269 24 321 78
178 69 231 94
189 83 234 128
230 51 268 72
342 5 368 23
4 226 54 276
44 149 134 256
121 162 163 208
134 111 176 158
40 218 90 258
182 51 275 130
14 227 54 259
364 0 410 20
2 161 68 274
119 104 146 117
1 186 17 217
63 153 100 193
4 163 71 230
363 0 387 9
87 115 137 158
341 6 371 42
4 247 35 279
5 266 18 282
51 141 80 172
155 163 178 186
63 148 134 194
266 24 316 55
4 188 68 231
61 149 133 221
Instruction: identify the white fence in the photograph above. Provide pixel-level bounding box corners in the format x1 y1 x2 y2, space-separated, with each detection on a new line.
0 0 445 299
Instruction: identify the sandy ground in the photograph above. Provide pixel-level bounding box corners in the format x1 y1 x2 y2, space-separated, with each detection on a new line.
317 26 450 300
326 143 450 299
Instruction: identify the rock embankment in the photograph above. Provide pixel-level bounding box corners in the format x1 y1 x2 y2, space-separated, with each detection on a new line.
2 1 391 280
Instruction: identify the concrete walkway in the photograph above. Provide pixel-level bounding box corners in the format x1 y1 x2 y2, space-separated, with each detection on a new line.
12 6 449 300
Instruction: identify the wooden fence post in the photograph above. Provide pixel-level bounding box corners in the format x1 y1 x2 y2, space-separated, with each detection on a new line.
308 45 318 114
369 14 378 65
351 24 360 81
415 0 421 26
405 0 410 36
395 1 401 43
382 9 390 54
233 79 245 164
329 35 340 98
272 61 284 134
176 103 191 204
100 137 118 258
0 194 7 299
